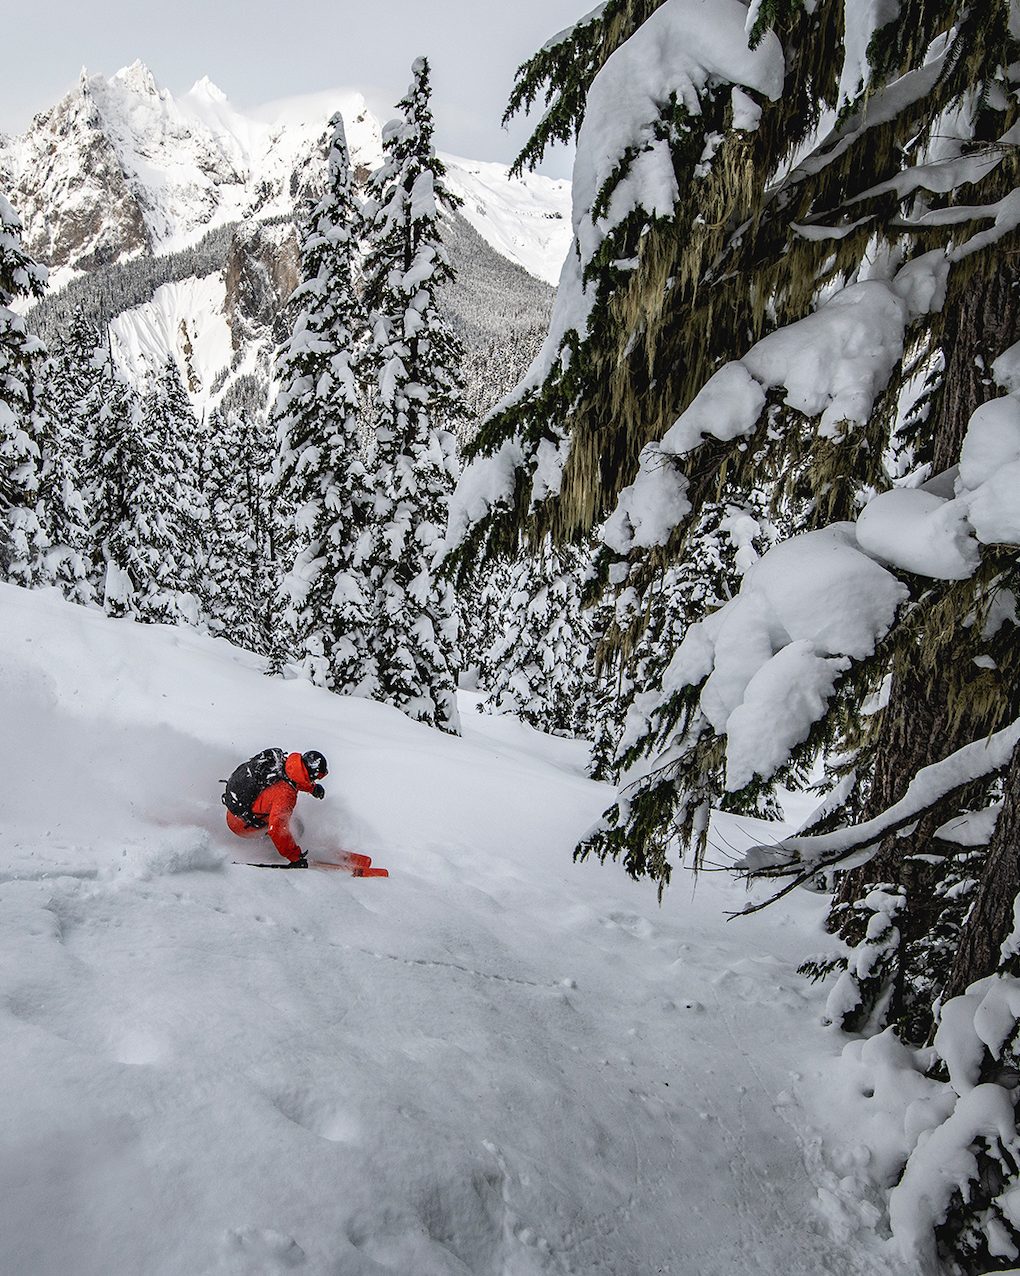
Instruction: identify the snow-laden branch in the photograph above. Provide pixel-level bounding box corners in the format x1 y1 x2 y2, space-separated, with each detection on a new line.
603 265 947 559
447 0 785 555
617 380 1020 820
739 718 1020 881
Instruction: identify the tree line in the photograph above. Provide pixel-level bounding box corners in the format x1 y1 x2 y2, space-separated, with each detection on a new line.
0 57 601 742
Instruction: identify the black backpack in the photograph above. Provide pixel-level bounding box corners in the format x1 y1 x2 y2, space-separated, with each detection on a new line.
222 748 293 828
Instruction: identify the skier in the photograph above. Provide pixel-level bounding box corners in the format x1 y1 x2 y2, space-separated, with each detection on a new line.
223 749 329 868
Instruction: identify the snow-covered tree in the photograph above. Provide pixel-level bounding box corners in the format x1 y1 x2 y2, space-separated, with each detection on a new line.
46 310 116 605
85 353 188 622
30 368 94 605
454 0 1018 891
449 3 1020 1266
86 360 144 615
49 310 105 596
203 405 275 653
591 492 785 788
457 557 510 687
0 195 91 599
363 58 464 733
136 359 204 625
0 196 48 530
270 112 376 694
50 306 105 451
480 541 598 737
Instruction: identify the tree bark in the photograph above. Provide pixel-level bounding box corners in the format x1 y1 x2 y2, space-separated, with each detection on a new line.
942 743 1020 1003
933 264 1018 476
825 260 1019 1036
831 657 968 913
832 258 1019 920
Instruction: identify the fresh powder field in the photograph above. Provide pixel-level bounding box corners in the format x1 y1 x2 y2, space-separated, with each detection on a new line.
0 582 910 1276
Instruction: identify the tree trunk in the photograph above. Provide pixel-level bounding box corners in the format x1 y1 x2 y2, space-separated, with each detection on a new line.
833 258 1019 919
941 743 1020 1003
933 264 1018 476
825 260 1019 1035
831 657 967 913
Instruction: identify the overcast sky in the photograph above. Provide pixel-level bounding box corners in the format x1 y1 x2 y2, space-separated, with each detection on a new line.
1 0 584 176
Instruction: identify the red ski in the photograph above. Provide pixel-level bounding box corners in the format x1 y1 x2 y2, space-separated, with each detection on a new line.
237 850 388 877
330 851 373 870
310 854 389 878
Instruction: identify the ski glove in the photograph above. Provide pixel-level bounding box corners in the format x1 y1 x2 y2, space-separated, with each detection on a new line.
311 784 325 800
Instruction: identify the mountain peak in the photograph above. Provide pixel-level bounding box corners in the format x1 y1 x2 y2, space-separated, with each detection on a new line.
111 60 159 96
4 69 571 284
188 75 229 104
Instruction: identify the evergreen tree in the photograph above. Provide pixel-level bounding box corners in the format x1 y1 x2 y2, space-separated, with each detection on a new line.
137 359 205 626
31 362 94 605
480 541 598 738
363 58 464 733
203 406 275 654
86 354 177 621
594 493 786 793
270 112 376 694
0 194 91 599
43 306 104 604
0 195 47 528
450 3 1020 1266
50 306 105 455
458 555 512 687
54 314 116 600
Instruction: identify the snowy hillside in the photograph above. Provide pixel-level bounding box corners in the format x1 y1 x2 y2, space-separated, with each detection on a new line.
0 63 571 285
108 273 232 404
442 154 570 285
34 198 556 426
0 581 913 1276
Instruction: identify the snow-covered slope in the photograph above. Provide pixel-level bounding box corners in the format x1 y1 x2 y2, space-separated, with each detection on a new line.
91 211 555 419
442 154 570 285
108 272 232 403
1 64 570 284
0 581 913 1276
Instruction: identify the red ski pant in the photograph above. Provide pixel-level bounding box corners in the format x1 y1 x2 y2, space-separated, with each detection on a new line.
225 810 305 862
226 812 265 841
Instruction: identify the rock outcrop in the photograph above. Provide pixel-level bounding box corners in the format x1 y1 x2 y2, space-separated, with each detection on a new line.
224 222 300 354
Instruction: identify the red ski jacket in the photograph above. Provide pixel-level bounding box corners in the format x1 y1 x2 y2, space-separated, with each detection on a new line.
225 752 317 862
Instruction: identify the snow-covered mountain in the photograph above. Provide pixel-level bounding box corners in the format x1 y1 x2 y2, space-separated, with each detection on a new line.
30 205 557 425
5 63 570 426
441 155 570 287
0 62 571 286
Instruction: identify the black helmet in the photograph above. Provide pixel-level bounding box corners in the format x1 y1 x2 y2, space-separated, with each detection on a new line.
302 750 329 780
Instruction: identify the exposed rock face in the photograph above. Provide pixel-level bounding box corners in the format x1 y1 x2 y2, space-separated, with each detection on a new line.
3 78 150 271
2 63 572 290
0 64 385 278
86 62 249 249
223 222 300 354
